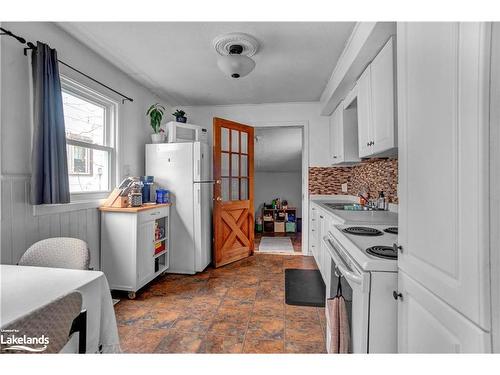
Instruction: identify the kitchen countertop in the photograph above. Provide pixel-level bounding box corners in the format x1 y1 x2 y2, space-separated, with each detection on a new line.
99 203 172 213
311 198 398 226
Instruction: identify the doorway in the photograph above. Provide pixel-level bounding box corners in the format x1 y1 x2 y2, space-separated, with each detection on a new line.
253 126 304 255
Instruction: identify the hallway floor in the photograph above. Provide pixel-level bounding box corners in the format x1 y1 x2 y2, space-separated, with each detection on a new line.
114 254 326 353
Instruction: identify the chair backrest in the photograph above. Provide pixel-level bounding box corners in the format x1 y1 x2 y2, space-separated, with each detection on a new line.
18 238 90 270
0 291 83 354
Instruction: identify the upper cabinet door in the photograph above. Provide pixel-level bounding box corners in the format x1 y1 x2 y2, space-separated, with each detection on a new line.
371 37 396 154
357 66 373 158
329 110 339 163
397 22 491 329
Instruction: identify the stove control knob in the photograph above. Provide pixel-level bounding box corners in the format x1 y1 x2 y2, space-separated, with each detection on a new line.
393 291 403 301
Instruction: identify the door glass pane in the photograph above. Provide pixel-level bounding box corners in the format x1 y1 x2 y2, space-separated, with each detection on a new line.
221 178 229 201
241 178 248 200
241 132 248 154
231 130 239 153
221 127 229 151
231 178 239 200
231 153 239 177
240 155 248 177
221 152 229 176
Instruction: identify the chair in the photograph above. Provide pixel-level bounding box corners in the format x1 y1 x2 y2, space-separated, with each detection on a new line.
0 291 86 354
18 237 90 270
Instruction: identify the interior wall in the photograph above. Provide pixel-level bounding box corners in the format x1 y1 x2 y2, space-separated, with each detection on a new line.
180 102 330 168
254 172 302 217
0 22 169 266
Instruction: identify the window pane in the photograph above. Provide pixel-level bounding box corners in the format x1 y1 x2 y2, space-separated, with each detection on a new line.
221 178 229 201
241 132 248 154
221 152 229 176
241 178 248 200
231 178 239 200
221 128 229 151
62 91 105 146
231 153 239 177
241 155 248 177
231 130 239 153
67 147 109 192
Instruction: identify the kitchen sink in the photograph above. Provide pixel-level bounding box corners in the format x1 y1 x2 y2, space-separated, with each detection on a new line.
323 202 379 211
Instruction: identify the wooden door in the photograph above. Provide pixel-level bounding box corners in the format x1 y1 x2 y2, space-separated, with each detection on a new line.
213 117 254 267
397 22 491 329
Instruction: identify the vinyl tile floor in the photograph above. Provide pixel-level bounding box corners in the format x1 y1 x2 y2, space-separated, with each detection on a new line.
113 254 326 353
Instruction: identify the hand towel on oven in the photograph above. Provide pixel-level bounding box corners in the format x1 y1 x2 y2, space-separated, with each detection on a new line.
326 296 350 353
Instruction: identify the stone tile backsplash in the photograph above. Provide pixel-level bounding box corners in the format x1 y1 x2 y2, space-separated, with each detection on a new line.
309 158 398 203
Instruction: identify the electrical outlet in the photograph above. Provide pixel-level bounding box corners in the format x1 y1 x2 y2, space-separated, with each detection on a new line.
341 183 348 193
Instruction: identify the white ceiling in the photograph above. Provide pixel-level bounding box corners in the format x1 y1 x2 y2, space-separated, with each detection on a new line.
255 127 302 173
57 22 355 106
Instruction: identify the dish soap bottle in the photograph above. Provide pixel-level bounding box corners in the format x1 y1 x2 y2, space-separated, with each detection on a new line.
377 191 386 210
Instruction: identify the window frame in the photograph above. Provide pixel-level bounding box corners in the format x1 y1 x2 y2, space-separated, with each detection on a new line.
60 75 118 200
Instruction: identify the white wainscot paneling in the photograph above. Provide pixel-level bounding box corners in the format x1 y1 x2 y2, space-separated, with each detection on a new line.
1 175 101 269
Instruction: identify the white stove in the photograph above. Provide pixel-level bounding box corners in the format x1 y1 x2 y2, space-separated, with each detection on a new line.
324 224 398 353
332 224 399 272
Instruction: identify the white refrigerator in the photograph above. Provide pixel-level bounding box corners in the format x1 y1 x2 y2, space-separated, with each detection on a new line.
146 142 212 274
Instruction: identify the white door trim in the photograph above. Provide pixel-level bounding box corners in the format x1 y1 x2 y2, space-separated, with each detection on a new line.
251 120 310 255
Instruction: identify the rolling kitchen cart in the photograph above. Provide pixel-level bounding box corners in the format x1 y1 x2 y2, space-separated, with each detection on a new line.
100 203 171 299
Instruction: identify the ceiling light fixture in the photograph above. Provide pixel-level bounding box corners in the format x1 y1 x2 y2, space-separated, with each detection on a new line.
213 33 259 79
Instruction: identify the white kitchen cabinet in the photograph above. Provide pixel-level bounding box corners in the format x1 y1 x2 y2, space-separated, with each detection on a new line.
329 101 360 165
357 37 397 158
356 66 373 158
397 271 490 353
101 204 171 299
309 203 319 257
371 37 397 154
397 22 492 340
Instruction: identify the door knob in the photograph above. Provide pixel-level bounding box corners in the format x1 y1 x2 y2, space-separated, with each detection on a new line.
215 179 221 184
216 196 222 201
393 243 403 253
393 291 403 300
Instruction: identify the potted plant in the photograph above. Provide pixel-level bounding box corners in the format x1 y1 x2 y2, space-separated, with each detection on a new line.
146 103 166 143
172 109 187 123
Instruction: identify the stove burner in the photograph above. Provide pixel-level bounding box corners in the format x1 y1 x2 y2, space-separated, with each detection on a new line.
342 226 383 236
384 227 398 235
366 246 398 259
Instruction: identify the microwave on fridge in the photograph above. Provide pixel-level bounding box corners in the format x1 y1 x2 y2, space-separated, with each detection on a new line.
165 121 208 143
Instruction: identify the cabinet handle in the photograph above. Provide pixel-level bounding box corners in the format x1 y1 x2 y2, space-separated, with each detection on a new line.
312 229 315 232
333 155 337 159
393 243 403 253
320 215 324 219
366 142 370 146
393 291 403 300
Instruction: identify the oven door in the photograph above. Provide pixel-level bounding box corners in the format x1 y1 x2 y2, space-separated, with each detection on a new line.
323 233 371 353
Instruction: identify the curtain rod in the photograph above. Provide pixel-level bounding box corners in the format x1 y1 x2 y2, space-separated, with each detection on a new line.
0 27 134 104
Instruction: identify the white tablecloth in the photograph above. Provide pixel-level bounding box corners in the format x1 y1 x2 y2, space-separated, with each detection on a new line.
0 265 120 353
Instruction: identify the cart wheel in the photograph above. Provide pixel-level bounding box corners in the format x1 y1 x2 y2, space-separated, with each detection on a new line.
127 291 136 300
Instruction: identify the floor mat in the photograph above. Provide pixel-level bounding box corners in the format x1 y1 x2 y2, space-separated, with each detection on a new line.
257 237 294 253
285 269 326 307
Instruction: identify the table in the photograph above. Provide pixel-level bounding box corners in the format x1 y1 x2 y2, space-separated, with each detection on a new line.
0 265 121 353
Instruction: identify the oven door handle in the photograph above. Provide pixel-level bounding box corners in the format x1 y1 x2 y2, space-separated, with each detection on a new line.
324 236 364 286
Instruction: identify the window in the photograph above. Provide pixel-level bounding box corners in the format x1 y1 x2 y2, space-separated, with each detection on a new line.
61 77 117 195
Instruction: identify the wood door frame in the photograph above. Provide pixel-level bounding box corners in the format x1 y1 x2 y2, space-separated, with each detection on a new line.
252 120 309 255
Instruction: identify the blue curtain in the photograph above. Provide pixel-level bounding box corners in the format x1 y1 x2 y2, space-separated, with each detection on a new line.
30 42 70 205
